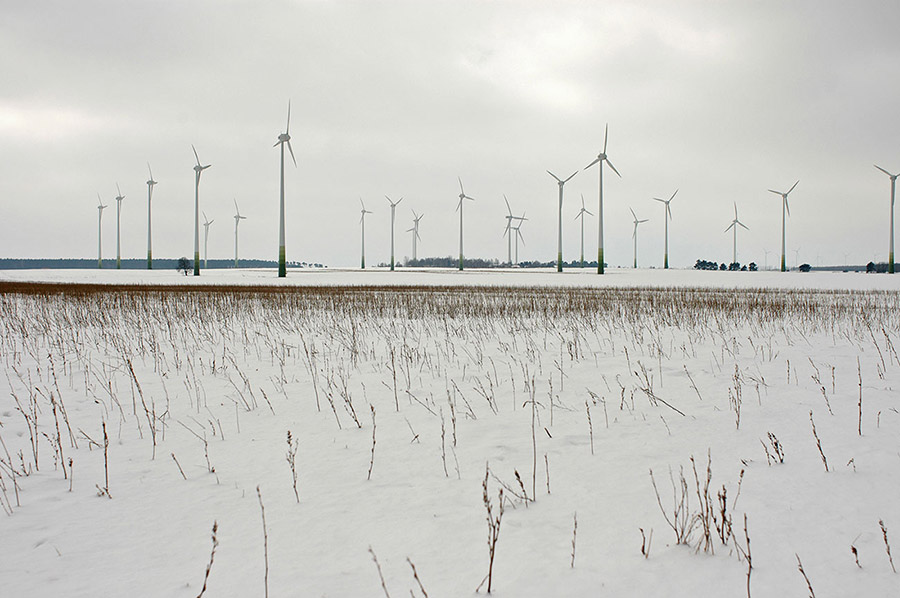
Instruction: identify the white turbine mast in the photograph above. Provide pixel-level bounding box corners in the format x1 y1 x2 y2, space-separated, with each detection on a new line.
456 177 475 271
630 207 649 269
386 195 403 271
724 202 749 266
202 211 214 270
584 124 621 274
874 164 898 274
97 193 107 269
548 169 578 272
146 163 157 270
653 189 677 269
574 193 594 268
359 198 373 269
407 209 423 262
275 101 297 278
233 199 247 268
192 144 211 276
115 183 125 269
767 180 798 272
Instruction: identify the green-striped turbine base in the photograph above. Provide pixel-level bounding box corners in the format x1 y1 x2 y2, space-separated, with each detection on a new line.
597 248 604 274
194 251 200 276
278 246 286 278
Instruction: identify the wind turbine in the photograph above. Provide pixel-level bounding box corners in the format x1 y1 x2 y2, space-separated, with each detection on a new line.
574 194 594 268
386 196 403 271
456 177 475 270
512 215 526 265
548 169 578 272
584 124 621 274
874 164 898 273
192 144 211 276
115 184 125 269
359 198 372 269
630 208 649 269
407 210 423 262
233 199 247 268
146 163 157 269
724 202 749 266
274 101 297 278
202 212 214 270
97 194 107 269
653 189 677 269
502 195 525 266
768 180 798 272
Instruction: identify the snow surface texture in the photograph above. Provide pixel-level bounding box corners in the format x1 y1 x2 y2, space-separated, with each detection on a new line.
1 269 899 597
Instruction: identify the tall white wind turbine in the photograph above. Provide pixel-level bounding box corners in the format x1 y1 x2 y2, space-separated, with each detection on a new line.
630 208 649 269
115 184 125 269
146 163 157 269
97 194 107 269
407 210 423 262
202 212 214 270
456 177 475 271
233 199 247 268
359 198 372 269
584 124 621 274
275 101 297 277
768 180 798 272
548 169 578 272
574 194 594 268
724 202 749 266
874 164 898 274
192 145 211 276
386 196 403 271
653 189 677 269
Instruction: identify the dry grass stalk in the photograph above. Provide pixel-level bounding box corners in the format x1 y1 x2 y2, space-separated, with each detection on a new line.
650 466 693 545
196 521 218 598
795 554 816 598
880 519 896 573
407 557 429 598
368 546 391 598
257 486 268 598
585 400 594 456
570 512 577 568
286 430 299 502
857 356 863 436
479 464 505 594
172 453 187 480
367 405 376 481
640 527 653 558
808 411 829 472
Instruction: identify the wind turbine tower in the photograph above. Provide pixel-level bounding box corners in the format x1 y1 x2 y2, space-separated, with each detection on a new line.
574 194 594 268
202 212 213 270
512 217 526 265
146 164 157 269
233 199 247 268
874 164 898 274
548 169 578 272
274 101 297 278
192 145 211 276
386 196 403 271
502 195 525 266
456 178 475 270
724 203 749 265
115 184 125 269
359 198 372 269
653 189 677 269
97 194 107 269
407 210 423 261
768 180 798 272
630 208 649 268
584 124 621 274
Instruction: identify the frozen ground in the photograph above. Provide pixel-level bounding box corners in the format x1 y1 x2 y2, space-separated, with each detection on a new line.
0 269 899 597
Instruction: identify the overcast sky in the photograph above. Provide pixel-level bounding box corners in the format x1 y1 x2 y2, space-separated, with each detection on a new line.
3 1 900 269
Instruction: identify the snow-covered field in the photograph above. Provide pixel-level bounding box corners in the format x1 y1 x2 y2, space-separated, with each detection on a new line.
1 268 899 597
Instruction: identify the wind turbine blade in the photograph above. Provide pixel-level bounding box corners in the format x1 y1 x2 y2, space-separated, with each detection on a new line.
581 193 586 210
768 189 781 195
458 176 465 196
504 194 512 215
517 229 525 244
787 180 799 195
603 123 609 154
563 170 578 184
360 197 365 210
874 164 893 177
667 203 672 219
605 158 621 178
725 223 735 232
547 170 562 183
785 198 791 217
148 162 154 180
286 100 291 135
583 157 600 171
455 199 462 212
584 208 594 216
287 140 297 167
116 183 122 197
669 189 678 201
653 197 666 204
192 145 201 166
733 202 738 219
234 198 240 214
738 221 750 230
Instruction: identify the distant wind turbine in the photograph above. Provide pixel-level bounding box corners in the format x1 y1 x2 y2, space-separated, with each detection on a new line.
456 178 475 270
630 208 649 269
768 180 798 272
359 198 372 269
202 212 213 270
386 196 403 271
653 189 677 269
874 164 898 274
512 215 526 265
574 194 594 268
584 124 621 274
502 195 525 266
97 194 107 269
192 144 211 276
407 210 423 262
115 184 125 269
548 169 578 272
233 199 246 268
274 101 297 278
724 203 749 265
146 163 157 269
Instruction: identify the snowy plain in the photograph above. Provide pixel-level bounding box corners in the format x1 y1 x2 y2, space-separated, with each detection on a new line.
1 267 899 597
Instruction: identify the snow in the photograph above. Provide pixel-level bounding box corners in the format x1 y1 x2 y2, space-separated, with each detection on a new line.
1 268 899 597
